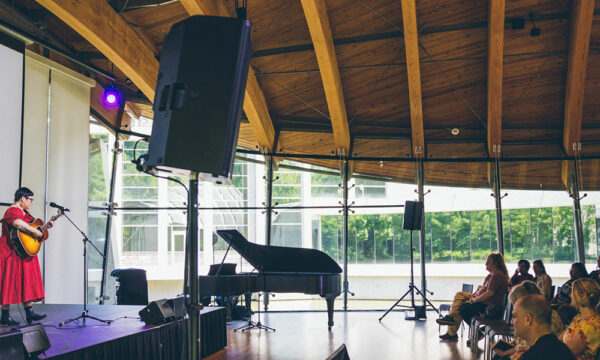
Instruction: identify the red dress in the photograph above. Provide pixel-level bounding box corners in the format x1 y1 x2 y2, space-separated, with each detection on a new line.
0 207 45 304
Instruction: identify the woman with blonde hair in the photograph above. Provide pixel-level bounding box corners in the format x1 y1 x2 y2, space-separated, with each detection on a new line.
561 278 600 359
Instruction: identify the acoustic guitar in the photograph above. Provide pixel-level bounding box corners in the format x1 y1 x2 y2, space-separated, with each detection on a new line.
10 210 64 258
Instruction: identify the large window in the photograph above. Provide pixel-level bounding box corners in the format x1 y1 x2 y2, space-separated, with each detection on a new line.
90 119 600 307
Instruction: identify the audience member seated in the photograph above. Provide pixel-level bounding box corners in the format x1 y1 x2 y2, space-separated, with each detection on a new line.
492 281 563 360
552 263 588 307
511 259 535 287
560 278 600 360
557 305 579 328
437 253 509 341
533 259 552 300
589 256 600 284
510 294 575 360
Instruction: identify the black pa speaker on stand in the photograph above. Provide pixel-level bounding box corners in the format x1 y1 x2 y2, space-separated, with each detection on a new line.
145 15 252 184
402 200 423 230
380 200 439 322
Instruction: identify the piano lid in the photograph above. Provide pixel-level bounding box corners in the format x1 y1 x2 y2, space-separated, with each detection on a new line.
216 230 342 274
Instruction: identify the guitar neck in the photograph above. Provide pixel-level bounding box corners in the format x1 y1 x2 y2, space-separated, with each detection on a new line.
39 213 63 231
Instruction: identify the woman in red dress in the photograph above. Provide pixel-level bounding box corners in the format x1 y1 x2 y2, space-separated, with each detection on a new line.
0 187 52 326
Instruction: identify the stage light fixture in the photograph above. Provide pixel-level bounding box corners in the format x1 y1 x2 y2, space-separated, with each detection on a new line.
529 12 541 37
103 85 119 105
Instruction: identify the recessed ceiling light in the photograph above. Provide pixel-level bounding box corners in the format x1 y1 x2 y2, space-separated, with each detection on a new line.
451 128 460 136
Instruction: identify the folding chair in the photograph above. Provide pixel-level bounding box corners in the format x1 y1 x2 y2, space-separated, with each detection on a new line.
482 302 514 360
470 293 509 354
438 284 473 336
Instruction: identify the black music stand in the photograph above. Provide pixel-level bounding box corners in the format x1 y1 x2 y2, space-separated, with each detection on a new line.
234 292 274 332
59 211 111 327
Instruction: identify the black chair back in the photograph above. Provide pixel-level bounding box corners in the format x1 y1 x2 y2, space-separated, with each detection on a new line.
110 268 149 305
550 285 556 300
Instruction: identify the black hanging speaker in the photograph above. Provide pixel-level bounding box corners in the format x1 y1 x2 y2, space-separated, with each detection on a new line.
139 298 179 325
145 15 252 183
402 201 423 231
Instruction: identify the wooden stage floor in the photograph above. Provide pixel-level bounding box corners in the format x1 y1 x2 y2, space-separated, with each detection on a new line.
207 310 480 360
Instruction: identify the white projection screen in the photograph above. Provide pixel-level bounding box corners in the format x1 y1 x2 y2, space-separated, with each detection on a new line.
0 33 25 205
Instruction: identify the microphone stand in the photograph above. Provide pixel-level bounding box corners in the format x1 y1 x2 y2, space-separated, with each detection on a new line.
59 210 111 326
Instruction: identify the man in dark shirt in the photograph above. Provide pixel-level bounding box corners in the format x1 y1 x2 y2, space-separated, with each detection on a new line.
510 259 535 287
511 294 575 360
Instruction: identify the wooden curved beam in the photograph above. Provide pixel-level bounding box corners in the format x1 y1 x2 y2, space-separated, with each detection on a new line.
34 0 159 101
563 0 595 157
487 0 505 156
300 0 350 153
562 0 594 188
400 0 425 158
180 0 276 151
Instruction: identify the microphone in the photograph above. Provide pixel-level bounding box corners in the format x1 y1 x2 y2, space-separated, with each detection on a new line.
49 202 70 212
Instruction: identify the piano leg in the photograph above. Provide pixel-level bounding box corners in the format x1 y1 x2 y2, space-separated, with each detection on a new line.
244 292 252 316
325 294 336 330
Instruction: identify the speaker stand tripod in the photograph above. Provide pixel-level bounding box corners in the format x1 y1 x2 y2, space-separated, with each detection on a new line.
379 229 439 321
235 292 275 332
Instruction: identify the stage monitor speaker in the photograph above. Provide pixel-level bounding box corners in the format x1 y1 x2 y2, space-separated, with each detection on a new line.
402 200 423 231
20 324 51 357
167 296 186 320
0 330 24 360
139 299 176 325
325 344 350 360
146 15 252 183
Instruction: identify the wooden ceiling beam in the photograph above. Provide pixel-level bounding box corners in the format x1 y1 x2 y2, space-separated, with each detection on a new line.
487 0 505 157
180 0 276 151
34 0 159 101
400 0 424 158
300 0 350 153
563 0 595 157
562 0 594 188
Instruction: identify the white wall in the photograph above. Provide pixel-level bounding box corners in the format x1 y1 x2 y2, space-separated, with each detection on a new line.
21 51 95 304
0 40 24 204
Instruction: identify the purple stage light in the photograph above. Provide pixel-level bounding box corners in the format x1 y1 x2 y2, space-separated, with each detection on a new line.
103 86 119 106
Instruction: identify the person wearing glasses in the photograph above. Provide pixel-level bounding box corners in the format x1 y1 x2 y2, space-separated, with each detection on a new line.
0 187 52 326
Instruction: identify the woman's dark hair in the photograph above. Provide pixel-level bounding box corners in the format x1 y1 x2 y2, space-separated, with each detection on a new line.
518 259 531 270
572 262 589 279
533 260 546 275
14 187 33 203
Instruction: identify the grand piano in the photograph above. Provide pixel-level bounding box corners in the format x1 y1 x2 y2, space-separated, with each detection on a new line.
199 229 342 330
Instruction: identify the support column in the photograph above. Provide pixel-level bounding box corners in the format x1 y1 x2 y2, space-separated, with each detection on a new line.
342 159 349 311
416 160 427 305
186 172 200 360
491 157 505 254
98 138 120 304
263 155 274 311
569 160 586 263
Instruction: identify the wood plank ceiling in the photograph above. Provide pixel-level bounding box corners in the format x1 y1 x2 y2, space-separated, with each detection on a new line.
4 0 600 189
